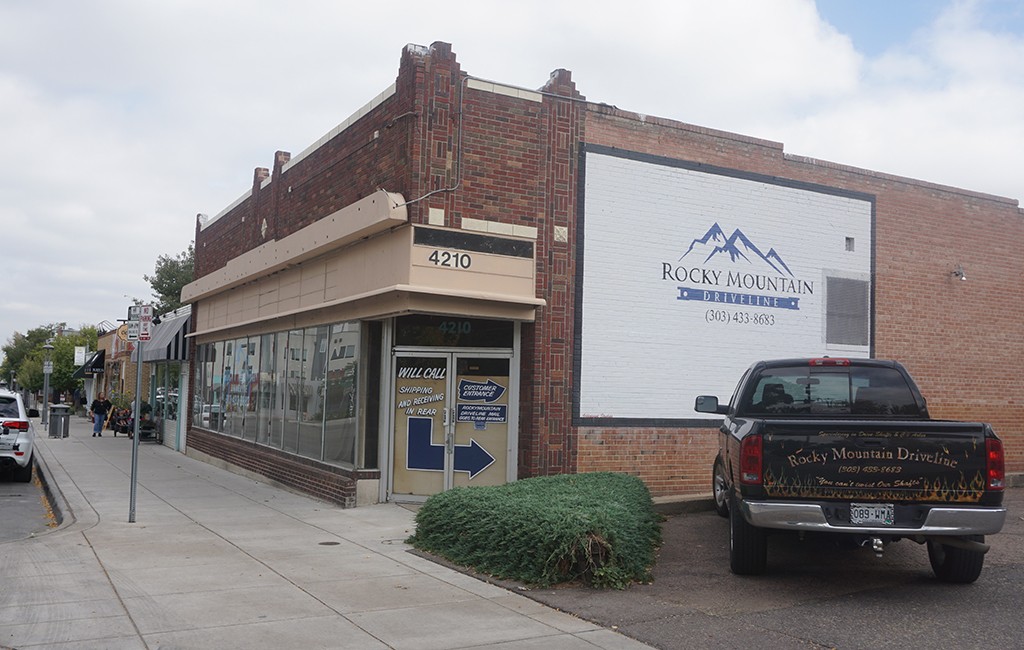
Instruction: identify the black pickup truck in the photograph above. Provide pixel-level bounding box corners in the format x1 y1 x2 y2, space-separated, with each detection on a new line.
695 358 1006 583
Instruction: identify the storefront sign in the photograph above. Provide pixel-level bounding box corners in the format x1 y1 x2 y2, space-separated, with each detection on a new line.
577 147 873 422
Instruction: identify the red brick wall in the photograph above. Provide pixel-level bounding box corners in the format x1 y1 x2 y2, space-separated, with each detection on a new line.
577 426 720 497
193 168 266 279
450 71 586 479
187 428 370 507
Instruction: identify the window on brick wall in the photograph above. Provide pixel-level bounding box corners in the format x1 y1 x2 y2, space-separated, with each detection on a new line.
826 276 869 346
193 320 365 469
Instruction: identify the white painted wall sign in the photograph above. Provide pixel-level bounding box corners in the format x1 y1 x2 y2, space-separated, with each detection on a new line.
577 148 873 422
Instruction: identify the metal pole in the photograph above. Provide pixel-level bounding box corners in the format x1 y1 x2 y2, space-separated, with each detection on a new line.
41 343 53 426
129 339 143 523
41 371 50 425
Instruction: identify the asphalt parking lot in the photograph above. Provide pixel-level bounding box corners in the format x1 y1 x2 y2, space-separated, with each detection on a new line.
516 488 1024 649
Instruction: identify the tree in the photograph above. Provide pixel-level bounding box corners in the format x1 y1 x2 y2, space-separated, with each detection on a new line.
17 355 43 392
0 326 56 387
50 327 99 394
1 325 98 396
142 242 194 316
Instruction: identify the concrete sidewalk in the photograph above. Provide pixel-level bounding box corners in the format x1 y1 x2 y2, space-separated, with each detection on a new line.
1 416 651 650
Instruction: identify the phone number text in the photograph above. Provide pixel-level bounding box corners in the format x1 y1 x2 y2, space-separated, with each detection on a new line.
705 310 776 326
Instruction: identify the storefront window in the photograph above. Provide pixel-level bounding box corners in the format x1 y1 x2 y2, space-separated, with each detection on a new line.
242 336 260 442
296 326 328 460
282 329 304 453
198 341 225 432
325 322 359 465
270 331 288 448
193 344 204 422
256 334 274 446
222 338 244 437
149 362 181 443
395 315 513 348
195 320 368 469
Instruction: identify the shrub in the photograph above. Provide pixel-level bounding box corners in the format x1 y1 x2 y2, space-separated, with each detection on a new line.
408 472 662 589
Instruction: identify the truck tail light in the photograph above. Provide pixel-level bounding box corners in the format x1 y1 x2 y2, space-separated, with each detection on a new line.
740 434 763 485
986 438 1005 490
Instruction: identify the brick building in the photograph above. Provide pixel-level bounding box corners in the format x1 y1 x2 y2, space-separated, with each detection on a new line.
182 42 1024 507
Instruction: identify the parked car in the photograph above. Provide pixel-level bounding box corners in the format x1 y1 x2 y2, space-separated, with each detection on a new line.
696 357 1006 583
200 404 221 427
0 389 39 482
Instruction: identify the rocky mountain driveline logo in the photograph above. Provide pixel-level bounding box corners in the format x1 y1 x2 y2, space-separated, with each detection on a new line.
662 223 814 310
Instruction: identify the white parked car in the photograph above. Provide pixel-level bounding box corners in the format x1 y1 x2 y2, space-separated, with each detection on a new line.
200 404 221 427
0 389 38 482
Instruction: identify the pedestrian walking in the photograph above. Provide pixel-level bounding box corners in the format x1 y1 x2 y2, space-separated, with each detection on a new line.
89 393 112 437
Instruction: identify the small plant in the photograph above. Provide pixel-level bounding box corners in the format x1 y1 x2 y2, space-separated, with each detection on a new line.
408 473 661 589
109 392 134 410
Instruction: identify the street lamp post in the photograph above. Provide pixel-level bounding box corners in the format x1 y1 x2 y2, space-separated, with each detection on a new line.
41 342 54 426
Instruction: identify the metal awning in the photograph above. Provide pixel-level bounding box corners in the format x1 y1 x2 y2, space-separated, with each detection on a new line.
72 349 105 379
132 310 191 363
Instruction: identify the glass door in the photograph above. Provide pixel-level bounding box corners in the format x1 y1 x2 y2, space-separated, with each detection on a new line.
391 355 450 498
452 356 508 488
391 353 511 499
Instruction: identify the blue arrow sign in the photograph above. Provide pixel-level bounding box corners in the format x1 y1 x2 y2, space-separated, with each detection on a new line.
406 416 496 478
454 438 496 478
458 379 506 403
406 417 443 472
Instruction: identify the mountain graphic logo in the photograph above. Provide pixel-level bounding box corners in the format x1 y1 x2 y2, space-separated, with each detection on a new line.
679 223 793 277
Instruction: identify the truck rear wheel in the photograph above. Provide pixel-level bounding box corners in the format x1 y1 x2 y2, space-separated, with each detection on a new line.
729 495 767 575
712 457 729 518
928 536 985 584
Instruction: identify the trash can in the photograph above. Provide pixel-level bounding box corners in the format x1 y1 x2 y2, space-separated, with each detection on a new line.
48 404 71 438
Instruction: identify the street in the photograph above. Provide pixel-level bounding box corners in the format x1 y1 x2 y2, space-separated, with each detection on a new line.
0 473 53 543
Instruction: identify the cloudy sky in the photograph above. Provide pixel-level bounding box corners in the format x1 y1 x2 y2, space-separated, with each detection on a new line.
1 0 1022 360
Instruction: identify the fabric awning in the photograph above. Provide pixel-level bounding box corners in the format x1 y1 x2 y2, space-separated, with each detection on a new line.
72 349 105 379
132 310 191 363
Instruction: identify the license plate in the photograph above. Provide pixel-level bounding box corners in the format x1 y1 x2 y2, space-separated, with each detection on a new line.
850 503 894 526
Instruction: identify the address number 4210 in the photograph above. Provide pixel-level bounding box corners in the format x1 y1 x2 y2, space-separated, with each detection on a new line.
428 250 472 269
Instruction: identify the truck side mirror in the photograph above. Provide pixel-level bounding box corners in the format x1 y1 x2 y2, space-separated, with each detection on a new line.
695 395 728 414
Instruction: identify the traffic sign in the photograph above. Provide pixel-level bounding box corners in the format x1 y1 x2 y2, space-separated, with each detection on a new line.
139 304 153 341
127 321 140 341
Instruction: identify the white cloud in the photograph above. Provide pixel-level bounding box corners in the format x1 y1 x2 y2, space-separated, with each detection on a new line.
748 0 1024 197
0 0 1021 354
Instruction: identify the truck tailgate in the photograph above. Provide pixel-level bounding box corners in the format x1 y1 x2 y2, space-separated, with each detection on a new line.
760 420 989 503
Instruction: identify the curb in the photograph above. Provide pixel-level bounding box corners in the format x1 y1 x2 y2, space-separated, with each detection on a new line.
32 439 67 528
652 495 715 516
30 432 82 533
